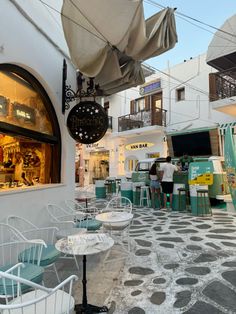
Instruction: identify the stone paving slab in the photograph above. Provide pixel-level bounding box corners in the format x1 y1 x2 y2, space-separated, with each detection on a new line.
105 208 236 314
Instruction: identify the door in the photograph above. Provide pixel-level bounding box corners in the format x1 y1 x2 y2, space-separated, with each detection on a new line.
151 93 162 126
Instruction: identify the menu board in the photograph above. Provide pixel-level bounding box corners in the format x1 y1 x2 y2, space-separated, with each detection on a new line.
0 96 8 116
68 233 107 246
12 102 35 124
188 161 213 185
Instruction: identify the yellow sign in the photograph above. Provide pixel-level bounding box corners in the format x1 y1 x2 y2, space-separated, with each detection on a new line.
148 153 160 158
189 173 213 185
125 142 154 151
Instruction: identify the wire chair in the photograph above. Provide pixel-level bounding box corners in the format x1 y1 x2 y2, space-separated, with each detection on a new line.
0 264 78 314
101 196 133 263
6 216 61 282
65 199 99 217
0 223 45 294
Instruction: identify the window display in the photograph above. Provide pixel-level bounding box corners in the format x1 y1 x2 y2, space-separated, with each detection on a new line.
0 64 61 188
0 134 51 189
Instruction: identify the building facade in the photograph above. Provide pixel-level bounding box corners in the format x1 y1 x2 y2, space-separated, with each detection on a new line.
81 53 236 183
0 1 77 225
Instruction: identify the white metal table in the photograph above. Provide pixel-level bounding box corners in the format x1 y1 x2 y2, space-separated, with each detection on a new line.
55 233 114 314
95 211 133 224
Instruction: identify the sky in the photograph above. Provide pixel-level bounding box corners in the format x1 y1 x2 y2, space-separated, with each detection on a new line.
143 0 236 70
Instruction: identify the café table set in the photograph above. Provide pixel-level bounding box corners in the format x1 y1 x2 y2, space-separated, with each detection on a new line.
55 209 133 314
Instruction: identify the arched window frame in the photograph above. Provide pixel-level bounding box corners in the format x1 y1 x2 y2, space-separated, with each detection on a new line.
0 64 61 183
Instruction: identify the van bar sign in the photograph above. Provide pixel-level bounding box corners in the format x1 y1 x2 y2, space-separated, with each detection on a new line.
125 142 154 151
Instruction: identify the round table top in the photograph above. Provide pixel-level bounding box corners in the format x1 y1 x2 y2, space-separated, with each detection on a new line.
95 211 133 223
56 228 87 239
55 233 114 256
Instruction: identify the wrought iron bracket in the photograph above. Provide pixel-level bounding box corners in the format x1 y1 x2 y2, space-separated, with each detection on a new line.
62 59 104 114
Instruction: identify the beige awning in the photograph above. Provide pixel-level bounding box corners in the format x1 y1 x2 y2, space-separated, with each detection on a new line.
61 0 177 94
206 14 236 71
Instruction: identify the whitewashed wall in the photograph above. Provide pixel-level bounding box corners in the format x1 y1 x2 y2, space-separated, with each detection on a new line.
153 53 235 132
0 0 77 226
106 53 236 177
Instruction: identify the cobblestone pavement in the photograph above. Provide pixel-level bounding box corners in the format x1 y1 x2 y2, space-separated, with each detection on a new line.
105 208 236 314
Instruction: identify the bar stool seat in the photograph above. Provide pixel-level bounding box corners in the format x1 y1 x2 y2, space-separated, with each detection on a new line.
177 187 189 212
196 189 212 216
140 186 151 208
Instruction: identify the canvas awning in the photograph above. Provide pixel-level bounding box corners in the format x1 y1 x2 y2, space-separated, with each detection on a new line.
61 0 177 95
206 14 236 71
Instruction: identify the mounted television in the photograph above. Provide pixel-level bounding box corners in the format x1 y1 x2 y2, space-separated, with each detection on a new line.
171 131 212 157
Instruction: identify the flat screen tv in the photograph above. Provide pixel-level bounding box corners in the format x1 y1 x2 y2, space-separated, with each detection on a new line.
171 131 212 157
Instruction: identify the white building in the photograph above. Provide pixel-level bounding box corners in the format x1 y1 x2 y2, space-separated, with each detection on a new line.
0 1 77 225
83 53 236 182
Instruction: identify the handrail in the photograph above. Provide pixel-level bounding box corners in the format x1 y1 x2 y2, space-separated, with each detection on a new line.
209 71 236 101
118 108 167 132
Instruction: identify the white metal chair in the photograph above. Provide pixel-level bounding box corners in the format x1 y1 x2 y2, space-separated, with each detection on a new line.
47 203 102 231
103 196 132 213
89 198 108 212
0 265 77 314
65 199 98 217
6 216 61 283
102 196 133 263
0 223 45 292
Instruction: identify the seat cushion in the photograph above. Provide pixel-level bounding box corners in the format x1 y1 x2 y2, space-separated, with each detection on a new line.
19 244 61 267
76 219 102 231
0 263 44 295
2 289 75 314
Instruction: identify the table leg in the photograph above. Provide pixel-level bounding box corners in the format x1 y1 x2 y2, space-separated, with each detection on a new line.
74 255 109 314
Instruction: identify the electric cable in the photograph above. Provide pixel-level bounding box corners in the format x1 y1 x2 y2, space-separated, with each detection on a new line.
144 0 236 40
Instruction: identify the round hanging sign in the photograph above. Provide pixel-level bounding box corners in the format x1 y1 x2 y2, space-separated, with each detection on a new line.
66 100 108 144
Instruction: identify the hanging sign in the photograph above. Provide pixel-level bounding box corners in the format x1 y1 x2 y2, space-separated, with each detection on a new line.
67 100 108 144
139 80 161 96
125 142 154 151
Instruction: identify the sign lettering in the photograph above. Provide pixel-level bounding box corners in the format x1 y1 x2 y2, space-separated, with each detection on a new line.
13 103 35 124
140 80 161 95
125 142 154 151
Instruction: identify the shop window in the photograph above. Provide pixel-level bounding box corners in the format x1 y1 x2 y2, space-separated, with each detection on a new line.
130 96 150 114
0 64 61 189
134 98 145 112
176 87 185 101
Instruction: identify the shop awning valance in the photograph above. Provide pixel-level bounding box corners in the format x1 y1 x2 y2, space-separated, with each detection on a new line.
61 0 177 95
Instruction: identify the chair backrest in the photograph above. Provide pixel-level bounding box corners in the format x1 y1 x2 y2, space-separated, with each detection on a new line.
65 200 86 213
7 215 37 233
0 223 45 268
47 204 70 222
7 216 58 245
89 198 108 212
0 268 77 313
0 223 27 244
104 196 132 213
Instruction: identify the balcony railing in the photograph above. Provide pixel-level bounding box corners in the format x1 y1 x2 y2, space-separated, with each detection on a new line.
118 108 167 132
209 69 236 101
